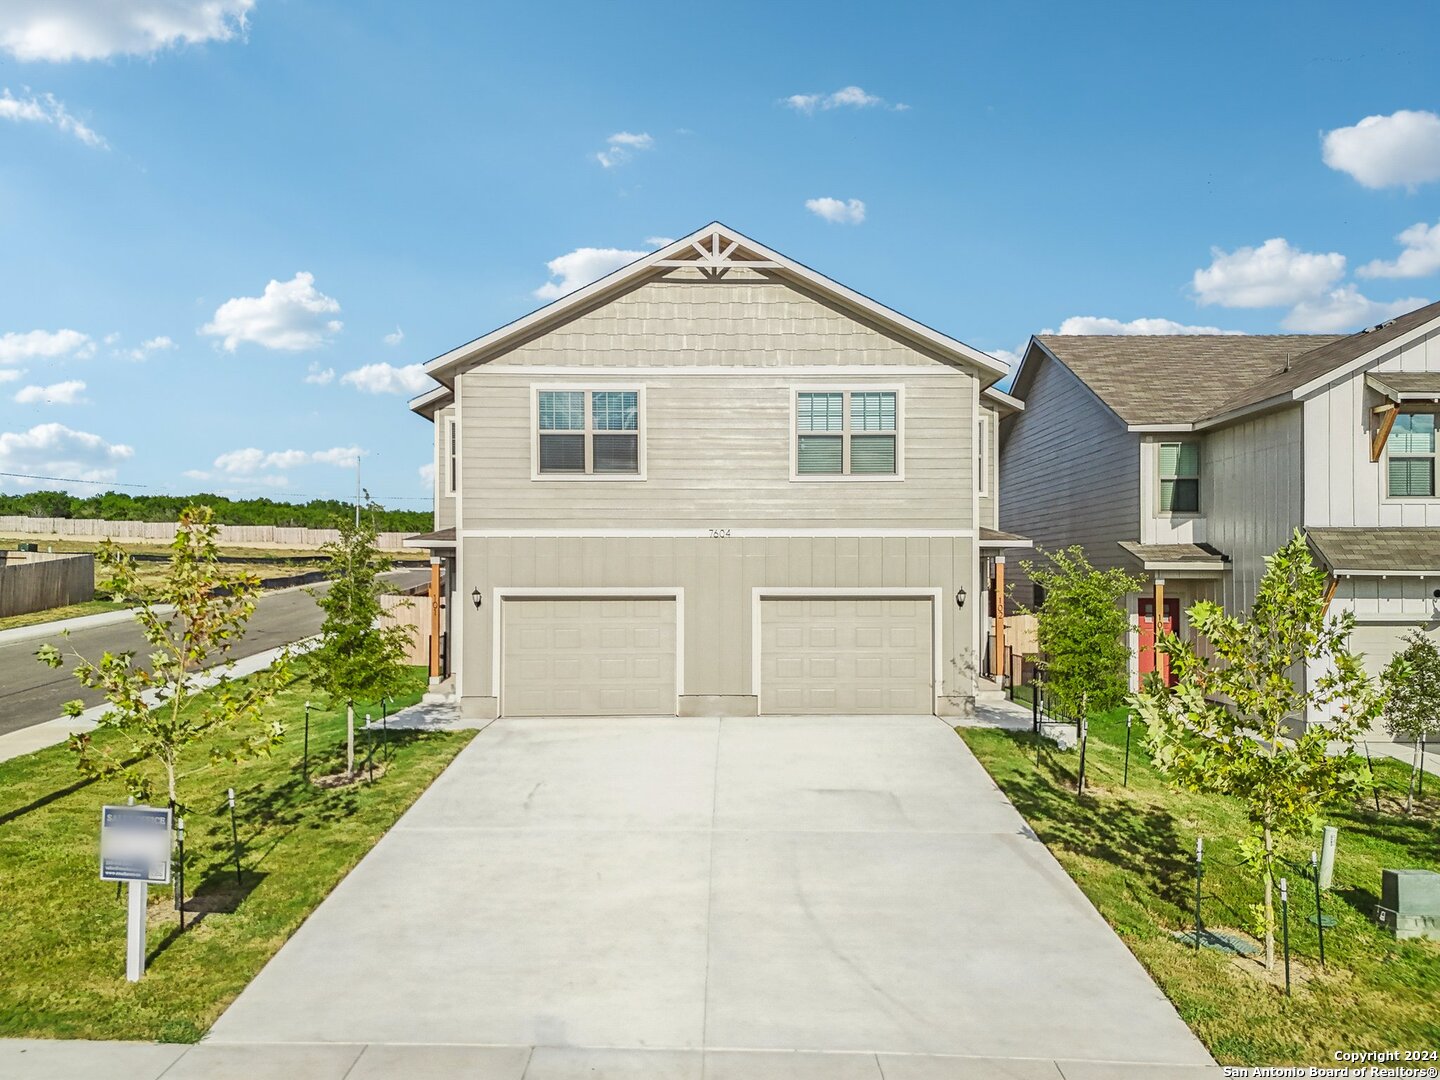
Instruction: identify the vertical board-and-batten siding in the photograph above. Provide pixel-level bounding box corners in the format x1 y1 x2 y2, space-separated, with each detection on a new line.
1202 407 1303 615
459 534 974 713
999 351 1140 599
1304 328 1440 528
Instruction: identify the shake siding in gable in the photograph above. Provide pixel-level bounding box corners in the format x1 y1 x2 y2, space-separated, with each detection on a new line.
999 353 1140 597
497 274 941 367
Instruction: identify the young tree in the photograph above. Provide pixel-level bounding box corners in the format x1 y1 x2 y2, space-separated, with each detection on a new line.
36 506 290 812
1132 530 1383 970
1022 546 1144 723
1381 631 1440 814
306 515 415 775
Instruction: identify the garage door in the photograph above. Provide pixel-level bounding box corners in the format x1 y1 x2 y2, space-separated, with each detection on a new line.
760 597 933 715
501 597 677 716
1349 622 1439 677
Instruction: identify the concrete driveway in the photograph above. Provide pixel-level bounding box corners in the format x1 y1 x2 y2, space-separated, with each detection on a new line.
205 715 1215 1079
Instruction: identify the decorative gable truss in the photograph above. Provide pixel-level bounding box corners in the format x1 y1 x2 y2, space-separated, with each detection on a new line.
653 230 781 279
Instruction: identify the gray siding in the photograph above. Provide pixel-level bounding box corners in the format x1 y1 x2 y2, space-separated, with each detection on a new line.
1202 407 1303 614
457 534 976 718
458 371 974 530
999 353 1140 601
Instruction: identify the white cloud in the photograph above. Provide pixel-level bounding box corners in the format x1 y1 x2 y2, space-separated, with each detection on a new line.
0 328 94 365
212 446 362 475
0 369 22 383
383 326 404 346
304 362 335 385
987 345 1025 370
1050 315 1244 335
419 462 435 487
534 247 646 300
340 362 429 395
1192 238 1346 308
0 88 106 148
122 335 175 360
785 86 906 114
805 197 866 225
646 236 675 248
1358 220 1440 280
1282 285 1429 332
14 379 86 405
595 131 653 168
1322 110 1440 190
0 0 253 62
310 446 362 468
0 422 132 488
201 271 342 352
182 468 211 481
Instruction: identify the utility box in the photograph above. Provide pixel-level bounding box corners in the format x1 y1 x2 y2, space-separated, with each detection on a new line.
1375 869 1440 940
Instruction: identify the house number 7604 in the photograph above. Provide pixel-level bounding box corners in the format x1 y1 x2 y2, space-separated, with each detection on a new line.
708 528 732 538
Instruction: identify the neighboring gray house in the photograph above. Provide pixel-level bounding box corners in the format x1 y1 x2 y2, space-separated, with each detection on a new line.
999 299 1440 699
406 222 1026 720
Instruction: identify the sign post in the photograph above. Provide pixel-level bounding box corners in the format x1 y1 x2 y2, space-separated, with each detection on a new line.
100 804 172 982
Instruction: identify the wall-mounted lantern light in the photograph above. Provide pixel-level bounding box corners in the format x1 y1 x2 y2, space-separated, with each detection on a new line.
471 587 483 609
955 586 967 609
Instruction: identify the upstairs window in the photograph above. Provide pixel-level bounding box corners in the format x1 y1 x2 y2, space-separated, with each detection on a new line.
1159 442 1200 513
443 416 457 496
795 389 899 477
536 389 642 476
1387 411 1436 497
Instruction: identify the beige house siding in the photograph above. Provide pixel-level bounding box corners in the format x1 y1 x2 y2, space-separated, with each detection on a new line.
457 371 975 530
434 403 456 532
493 273 951 368
999 352 1140 604
456 534 976 719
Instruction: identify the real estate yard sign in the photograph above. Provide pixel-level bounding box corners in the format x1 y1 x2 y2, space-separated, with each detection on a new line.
100 804 171 982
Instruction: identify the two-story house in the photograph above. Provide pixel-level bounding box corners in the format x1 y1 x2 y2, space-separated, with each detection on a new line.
999 299 1440 701
405 222 1025 720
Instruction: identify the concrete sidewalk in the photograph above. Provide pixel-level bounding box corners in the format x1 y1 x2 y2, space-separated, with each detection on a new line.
0 1038 1223 1078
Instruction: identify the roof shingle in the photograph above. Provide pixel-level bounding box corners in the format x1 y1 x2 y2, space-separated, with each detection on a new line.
1306 527 1440 575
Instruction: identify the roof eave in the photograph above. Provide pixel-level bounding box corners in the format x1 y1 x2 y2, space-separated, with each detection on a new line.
419 222 1010 385
981 385 1024 413
408 384 452 419
1290 311 1440 401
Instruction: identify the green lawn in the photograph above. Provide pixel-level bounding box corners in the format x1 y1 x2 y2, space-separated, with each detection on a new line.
958 711 1440 1066
0 598 128 632
0 665 473 1042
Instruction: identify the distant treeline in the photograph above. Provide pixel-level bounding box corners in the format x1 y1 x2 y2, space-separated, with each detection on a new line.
0 491 434 533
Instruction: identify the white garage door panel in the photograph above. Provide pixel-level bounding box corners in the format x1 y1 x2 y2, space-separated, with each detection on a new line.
761 597 933 715
1349 622 1439 678
502 598 677 717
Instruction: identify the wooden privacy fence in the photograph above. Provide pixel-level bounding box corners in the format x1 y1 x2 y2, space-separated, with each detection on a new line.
0 517 412 551
0 551 94 617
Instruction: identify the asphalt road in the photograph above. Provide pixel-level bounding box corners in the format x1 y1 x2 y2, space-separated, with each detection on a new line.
0 569 428 738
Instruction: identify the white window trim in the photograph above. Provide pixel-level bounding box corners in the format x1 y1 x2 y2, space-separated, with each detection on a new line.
977 412 990 499
1155 439 1201 518
491 586 684 715
530 384 647 482
749 586 943 710
1382 408 1439 502
442 415 458 498
789 385 905 482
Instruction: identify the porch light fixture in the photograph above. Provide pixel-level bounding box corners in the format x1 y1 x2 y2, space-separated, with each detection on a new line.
471 587 483 609
955 587 967 609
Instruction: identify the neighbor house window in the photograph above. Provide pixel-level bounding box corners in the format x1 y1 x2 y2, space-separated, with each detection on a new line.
536 389 642 476
977 413 990 497
1387 411 1437 497
795 389 899 477
1158 441 1200 513
443 416 457 496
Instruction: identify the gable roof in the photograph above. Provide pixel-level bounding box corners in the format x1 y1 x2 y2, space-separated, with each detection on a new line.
410 222 1007 413
1015 298 1440 431
1025 334 1338 426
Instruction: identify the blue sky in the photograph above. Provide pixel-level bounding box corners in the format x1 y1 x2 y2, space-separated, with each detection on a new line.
1 0 1438 509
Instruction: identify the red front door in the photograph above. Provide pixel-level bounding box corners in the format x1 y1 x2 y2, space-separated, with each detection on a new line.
1138 597 1181 686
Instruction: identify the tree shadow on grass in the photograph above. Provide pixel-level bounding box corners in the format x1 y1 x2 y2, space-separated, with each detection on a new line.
1000 731 1193 911
145 869 270 965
